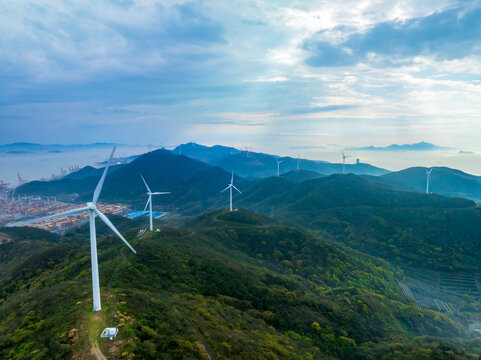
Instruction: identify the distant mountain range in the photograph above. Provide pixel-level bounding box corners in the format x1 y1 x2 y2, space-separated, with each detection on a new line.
0 142 127 154
349 141 454 152
16 143 481 207
172 142 242 163
172 142 388 178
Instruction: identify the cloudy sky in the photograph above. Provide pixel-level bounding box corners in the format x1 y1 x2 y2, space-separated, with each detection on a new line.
2 0 481 153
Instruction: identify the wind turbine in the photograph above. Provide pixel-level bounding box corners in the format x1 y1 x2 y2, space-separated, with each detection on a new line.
426 167 433 194
276 159 283 177
141 175 170 231
341 151 351 174
296 155 300 172
17 172 26 186
221 172 242 211
37 147 135 312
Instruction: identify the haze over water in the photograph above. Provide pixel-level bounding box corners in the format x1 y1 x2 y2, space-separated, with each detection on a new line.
2 144 481 187
301 149 481 175
0 146 147 186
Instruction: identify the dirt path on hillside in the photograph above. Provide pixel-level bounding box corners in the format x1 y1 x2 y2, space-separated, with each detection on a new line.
86 248 127 360
91 340 107 360
88 310 107 360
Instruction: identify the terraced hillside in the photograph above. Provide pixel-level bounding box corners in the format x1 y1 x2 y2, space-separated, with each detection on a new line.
401 267 481 315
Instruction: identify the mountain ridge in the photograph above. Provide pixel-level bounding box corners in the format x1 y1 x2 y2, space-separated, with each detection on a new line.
349 141 454 152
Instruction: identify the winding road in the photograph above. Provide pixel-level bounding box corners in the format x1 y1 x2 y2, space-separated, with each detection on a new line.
175 309 216 360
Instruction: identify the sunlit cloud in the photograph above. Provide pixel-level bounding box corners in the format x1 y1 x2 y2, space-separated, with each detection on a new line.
1 0 481 154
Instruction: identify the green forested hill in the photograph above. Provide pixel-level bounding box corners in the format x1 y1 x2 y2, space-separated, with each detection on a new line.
0 210 479 359
13 164 481 275
236 174 481 273
0 227 61 293
280 169 324 182
16 150 249 210
367 166 481 203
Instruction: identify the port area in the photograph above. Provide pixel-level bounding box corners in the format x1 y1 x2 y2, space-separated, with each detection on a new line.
1 196 130 233
398 266 481 335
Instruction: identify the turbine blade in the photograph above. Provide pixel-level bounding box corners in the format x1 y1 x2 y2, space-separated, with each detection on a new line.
231 171 234 185
143 196 151 213
151 192 170 195
221 185 231 193
36 206 90 222
141 174 152 193
93 146 116 204
95 209 136 254
232 185 242 194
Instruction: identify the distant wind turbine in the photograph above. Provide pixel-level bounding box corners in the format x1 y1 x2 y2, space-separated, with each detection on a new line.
426 168 433 194
37 147 136 312
276 159 283 177
341 151 351 174
297 155 300 172
221 172 242 211
17 172 26 186
141 175 170 231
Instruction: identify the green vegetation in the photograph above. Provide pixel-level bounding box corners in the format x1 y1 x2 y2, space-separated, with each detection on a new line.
237 174 481 274
16 150 249 210
1 210 480 359
369 166 481 203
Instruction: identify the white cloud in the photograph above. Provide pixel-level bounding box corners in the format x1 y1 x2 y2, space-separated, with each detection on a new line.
244 76 289 83
2 0 481 154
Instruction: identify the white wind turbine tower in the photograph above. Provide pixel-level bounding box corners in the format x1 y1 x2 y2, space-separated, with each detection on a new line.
141 175 170 231
221 172 242 211
37 147 136 312
297 155 300 172
341 151 351 174
426 167 433 194
276 159 283 177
